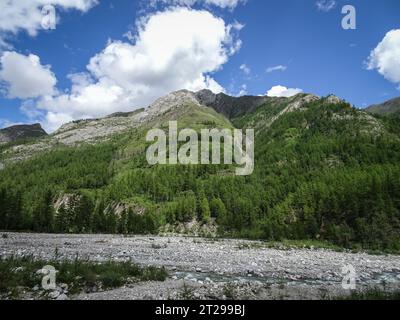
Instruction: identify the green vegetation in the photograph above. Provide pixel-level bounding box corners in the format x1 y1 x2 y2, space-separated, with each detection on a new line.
0 255 168 299
1 98 400 251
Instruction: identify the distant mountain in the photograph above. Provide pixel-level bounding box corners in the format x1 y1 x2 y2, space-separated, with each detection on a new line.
366 97 400 115
0 123 47 145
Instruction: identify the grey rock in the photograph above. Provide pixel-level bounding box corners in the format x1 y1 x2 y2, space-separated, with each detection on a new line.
2 233 400 300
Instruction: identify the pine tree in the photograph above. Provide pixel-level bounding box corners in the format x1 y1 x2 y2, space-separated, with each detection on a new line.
55 204 68 233
118 209 128 234
92 200 106 232
32 190 54 232
75 194 93 232
199 197 211 223
210 198 227 225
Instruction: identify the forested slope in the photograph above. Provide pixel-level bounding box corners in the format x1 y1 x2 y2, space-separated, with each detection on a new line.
1 92 400 250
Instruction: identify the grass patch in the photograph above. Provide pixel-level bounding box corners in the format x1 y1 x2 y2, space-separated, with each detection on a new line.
0 255 168 299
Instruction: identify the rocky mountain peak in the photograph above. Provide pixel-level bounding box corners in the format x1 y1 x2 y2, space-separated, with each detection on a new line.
146 90 201 118
194 89 217 105
325 94 343 105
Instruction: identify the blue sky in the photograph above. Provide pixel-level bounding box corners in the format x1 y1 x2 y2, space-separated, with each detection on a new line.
0 0 399 131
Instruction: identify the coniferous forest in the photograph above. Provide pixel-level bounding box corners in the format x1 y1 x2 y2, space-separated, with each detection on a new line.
1 97 400 251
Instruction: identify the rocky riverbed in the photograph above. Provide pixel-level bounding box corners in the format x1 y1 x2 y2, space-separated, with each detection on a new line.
1 232 400 300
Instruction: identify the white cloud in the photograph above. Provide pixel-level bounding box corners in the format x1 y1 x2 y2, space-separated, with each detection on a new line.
149 0 246 9
239 64 250 75
366 29 400 86
33 7 241 131
266 85 303 97
0 0 97 46
315 0 336 12
0 51 57 99
266 65 287 73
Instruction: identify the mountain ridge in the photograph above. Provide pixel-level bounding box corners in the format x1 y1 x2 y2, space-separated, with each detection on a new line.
1 91 398 137
0 90 318 167
366 97 400 116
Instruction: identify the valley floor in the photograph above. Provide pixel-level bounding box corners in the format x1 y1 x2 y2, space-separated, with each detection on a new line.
1 232 400 300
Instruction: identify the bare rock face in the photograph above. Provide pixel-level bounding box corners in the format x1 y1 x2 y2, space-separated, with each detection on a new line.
51 90 201 147
284 94 320 113
54 193 82 213
146 90 201 118
0 123 47 145
324 95 343 105
53 193 146 219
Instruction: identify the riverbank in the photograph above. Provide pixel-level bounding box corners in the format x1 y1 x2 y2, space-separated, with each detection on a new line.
1 232 400 300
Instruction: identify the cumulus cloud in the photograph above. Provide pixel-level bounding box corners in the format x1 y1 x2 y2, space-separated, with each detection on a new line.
366 29 400 86
0 51 57 99
31 7 241 131
266 65 287 73
315 0 336 12
149 0 246 9
266 85 303 97
0 0 97 45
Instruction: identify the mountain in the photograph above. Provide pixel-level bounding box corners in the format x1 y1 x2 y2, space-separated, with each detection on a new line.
366 97 400 115
1 90 400 251
0 123 47 145
0 90 231 165
0 90 322 166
